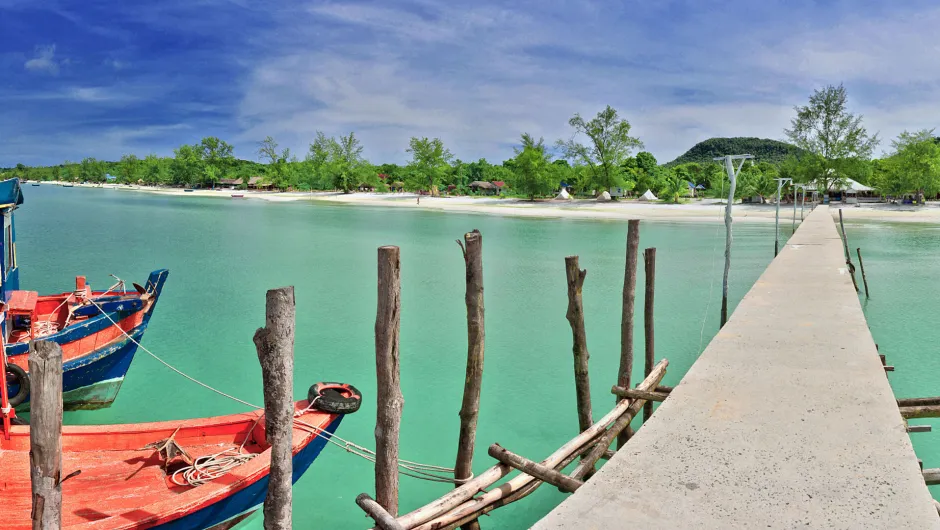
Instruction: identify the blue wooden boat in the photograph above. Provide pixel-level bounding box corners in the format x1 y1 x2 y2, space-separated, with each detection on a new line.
0 178 169 410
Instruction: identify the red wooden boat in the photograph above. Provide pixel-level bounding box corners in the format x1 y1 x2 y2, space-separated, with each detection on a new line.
0 383 360 529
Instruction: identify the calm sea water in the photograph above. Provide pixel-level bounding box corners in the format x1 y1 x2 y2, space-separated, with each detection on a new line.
17 186 782 528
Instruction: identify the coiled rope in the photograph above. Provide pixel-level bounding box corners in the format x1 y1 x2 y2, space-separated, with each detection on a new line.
86 296 466 485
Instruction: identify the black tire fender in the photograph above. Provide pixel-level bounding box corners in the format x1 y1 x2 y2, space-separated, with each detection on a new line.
6 363 29 408
308 382 362 414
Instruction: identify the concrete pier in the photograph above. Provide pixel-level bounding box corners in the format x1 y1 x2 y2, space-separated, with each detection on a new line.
535 206 939 529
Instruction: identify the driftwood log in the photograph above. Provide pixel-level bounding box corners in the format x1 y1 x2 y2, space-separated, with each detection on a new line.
29 340 64 530
375 246 404 515
253 287 296 530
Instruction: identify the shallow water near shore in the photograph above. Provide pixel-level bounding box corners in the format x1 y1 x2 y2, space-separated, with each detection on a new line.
17 185 786 528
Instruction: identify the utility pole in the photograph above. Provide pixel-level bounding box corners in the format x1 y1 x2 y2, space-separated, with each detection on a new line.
714 154 753 328
774 177 792 257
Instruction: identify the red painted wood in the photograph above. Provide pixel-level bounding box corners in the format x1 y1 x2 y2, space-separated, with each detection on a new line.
6 290 37 314
0 400 338 529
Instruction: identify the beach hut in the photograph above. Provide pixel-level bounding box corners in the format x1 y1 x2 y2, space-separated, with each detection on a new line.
469 181 499 195
555 188 571 200
638 189 658 201
247 176 273 190
218 177 241 189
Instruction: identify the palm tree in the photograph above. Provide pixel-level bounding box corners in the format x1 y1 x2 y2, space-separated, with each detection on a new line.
660 172 687 203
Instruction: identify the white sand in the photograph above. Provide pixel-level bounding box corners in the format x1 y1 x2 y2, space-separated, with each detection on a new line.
38 181 940 224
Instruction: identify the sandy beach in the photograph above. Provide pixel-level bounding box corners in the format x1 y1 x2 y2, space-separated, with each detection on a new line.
37 181 940 224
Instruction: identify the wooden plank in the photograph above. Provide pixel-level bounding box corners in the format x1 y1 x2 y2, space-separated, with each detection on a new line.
375 246 404 515
488 444 584 493
924 468 940 486
907 425 932 433
252 286 295 530
29 340 64 530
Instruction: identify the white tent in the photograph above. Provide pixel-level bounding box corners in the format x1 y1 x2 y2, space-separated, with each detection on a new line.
638 189 658 201
555 188 570 200
597 190 612 202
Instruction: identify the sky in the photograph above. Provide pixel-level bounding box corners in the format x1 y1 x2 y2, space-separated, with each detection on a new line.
2 0 939 167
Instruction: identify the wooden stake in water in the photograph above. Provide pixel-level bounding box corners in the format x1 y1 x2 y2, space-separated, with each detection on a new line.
29 340 64 530
375 246 403 515
565 256 593 435
856 248 870 299
617 220 640 448
838 209 859 293
253 286 296 530
643 248 656 423
716 154 752 328
455 231 484 530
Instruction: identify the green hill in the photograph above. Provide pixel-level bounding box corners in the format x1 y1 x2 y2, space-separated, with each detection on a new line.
666 137 806 166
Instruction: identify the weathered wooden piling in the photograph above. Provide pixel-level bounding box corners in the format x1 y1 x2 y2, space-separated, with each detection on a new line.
357 493 405 530
456 231 484 530
643 247 656 423
564 256 593 435
252 286 296 530
375 246 404 515
29 340 64 530
488 444 584 493
856 248 870 299
838 209 859 293
617 219 640 448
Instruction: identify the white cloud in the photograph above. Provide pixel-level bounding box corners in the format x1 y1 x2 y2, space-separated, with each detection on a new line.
24 44 62 75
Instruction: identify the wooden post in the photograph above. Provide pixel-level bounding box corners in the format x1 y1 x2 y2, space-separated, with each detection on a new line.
856 248 870 299
488 444 584 493
643 248 656 423
29 340 63 530
898 397 940 407
356 493 405 530
375 246 403 516
252 287 295 530
899 405 940 419
617 219 640 449
455 231 484 530
565 256 593 434
838 209 859 293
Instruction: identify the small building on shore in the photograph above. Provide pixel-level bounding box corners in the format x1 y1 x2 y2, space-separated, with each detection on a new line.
469 181 501 195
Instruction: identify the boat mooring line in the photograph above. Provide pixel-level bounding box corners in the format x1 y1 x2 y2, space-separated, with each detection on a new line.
87 298 467 484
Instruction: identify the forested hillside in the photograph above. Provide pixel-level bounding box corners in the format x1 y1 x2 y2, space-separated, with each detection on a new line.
667 137 805 166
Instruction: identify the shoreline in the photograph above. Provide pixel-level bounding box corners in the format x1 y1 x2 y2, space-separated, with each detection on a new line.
30 181 940 224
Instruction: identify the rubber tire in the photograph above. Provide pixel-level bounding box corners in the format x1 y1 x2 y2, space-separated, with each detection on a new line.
308 382 362 414
6 363 29 408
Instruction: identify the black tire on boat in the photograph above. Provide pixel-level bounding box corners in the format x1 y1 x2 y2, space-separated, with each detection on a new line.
6 363 29 407
308 382 362 414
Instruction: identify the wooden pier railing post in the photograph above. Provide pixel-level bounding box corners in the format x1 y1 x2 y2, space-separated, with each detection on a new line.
838 209 859 293
618 219 640 448
643 248 656 423
456 231 484 530
565 256 593 435
29 340 64 530
375 246 404 516
856 248 870 299
253 286 296 530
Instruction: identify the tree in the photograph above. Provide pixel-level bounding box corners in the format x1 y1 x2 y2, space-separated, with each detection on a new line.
784 84 879 194
143 154 167 185
884 129 940 202
330 132 368 193
199 137 235 187
660 170 687 203
510 133 556 200
406 137 453 196
119 154 141 184
557 105 643 193
258 136 293 189
172 144 203 186
80 157 105 182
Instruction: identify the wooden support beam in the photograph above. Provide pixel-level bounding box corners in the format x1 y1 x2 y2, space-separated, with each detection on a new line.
900 405 940 419
358 493 406 530
610 386 668 402
253 287 296 530
618 220 640 449
456 231 485 530
655 385 673 393
569 359 669 481
643 247 656 423
375 246 404 515
907 424 932 433
564 256 593 437
487 444 584 493
29 340 64 530
884 365 895 372
899 397 940 408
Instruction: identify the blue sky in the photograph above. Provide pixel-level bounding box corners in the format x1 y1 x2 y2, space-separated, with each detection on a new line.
2 0 939 167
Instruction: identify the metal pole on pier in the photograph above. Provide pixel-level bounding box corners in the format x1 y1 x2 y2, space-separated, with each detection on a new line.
714 154 753 328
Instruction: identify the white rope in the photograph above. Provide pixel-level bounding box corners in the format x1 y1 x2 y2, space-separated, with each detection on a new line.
85 297 466 485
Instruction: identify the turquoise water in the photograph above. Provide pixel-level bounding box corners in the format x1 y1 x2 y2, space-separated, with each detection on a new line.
845 220 940 500
15 186 777 528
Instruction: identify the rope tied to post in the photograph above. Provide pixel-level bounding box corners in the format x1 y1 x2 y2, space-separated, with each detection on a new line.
85 297 467 485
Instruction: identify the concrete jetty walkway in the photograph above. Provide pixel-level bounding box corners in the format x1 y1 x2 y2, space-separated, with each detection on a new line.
535 206 938 529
